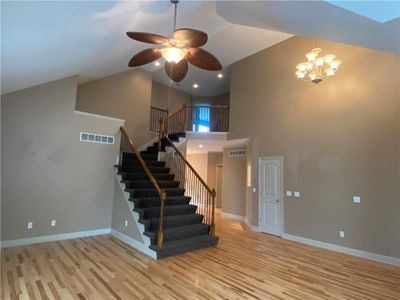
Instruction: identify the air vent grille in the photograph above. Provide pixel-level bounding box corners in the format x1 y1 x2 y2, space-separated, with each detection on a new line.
228 149 246 157
80 132 115 145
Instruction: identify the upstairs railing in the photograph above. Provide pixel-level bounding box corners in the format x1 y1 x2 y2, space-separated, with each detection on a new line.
150 106 168 133
119 127 167 247
160 136 216 235
150 105 229 136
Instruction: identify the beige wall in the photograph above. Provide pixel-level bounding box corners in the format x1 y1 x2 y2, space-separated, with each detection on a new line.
1 77 123 241
112 178 143 242
192 92 230 106
207 152 223 190
187 153 208 182
151 81 192 113
230 36 400 258
221 147 247 217
76 69 154 147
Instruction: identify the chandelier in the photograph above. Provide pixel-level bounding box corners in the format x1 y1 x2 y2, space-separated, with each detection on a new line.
295 48 341 84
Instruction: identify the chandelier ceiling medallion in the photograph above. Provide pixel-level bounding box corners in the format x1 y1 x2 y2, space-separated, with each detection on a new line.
295 47 342 84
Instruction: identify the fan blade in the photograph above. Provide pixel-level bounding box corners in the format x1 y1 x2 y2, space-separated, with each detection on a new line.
164 60 188 82
126 32 168 44
173 28 208 47
128 49 161 67
186 48 222 71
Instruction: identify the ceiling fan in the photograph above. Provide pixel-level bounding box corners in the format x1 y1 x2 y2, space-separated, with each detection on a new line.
126 0 222 82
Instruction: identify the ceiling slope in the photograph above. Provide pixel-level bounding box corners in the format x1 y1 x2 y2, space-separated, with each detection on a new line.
216 1 400 54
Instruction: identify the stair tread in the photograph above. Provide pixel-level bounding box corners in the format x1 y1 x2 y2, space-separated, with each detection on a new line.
132 195 191 201
139 213 202 224
134 204 196 213
125 187 184 192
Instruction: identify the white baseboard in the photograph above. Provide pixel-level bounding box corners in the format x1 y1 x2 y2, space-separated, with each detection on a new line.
1 228 111 248
221 212 245 221
110 229 157 259
282 233 400 266
245 218 260 232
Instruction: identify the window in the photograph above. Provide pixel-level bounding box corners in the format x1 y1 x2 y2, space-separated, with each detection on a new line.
193 105 210 132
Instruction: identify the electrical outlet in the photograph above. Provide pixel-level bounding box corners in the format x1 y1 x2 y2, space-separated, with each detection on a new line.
294 191 300 198
286 191 292 197
339 230 345 238
353 196 361 203
124 220 128 227
27 222 33 229
51 219 56 227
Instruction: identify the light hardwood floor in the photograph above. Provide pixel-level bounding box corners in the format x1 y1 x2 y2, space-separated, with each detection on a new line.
1 213 399 300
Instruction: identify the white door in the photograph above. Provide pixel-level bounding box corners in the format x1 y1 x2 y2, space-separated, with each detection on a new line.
259 157 283 236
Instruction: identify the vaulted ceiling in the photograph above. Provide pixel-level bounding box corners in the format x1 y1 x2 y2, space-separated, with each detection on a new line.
2 1 398 96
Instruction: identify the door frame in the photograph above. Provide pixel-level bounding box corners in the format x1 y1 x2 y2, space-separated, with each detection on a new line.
258 156 284 236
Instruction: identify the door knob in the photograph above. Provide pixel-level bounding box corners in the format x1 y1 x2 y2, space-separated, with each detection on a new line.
276 199 280 203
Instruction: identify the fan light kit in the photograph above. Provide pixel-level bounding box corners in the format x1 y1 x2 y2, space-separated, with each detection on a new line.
126 0 222 82
295 48 341 84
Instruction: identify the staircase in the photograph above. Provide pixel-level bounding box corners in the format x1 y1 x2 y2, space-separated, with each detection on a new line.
117 132 218 259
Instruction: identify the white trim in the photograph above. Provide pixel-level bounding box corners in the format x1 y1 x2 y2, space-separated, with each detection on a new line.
73 110 125 123
282 233 400 266
221 212 245 221
245 219 260 232
1 228 111 248
110 229 157 259
115 174 151 246
258 156 284 237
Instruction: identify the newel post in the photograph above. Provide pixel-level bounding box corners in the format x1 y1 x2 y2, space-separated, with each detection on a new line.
210 189 216 236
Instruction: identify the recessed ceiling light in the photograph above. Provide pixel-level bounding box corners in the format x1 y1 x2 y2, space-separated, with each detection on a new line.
193 83 199 88
198 144 203 148
155 61 160 67
217 73 223 78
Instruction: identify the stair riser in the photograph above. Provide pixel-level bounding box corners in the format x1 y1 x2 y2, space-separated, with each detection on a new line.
146 226 210 244
119 166 170 174
152 236 219 259
122 160 166 167
125 181 179 189
123 153 157 161
121 173 175 181
132 197 191 208
143 215 204 231
136 206 197 219
128 189 184 198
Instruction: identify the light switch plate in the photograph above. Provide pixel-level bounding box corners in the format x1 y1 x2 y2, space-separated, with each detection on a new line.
353 196 361 203
339 230 345 238
51 219 56 227
124 220 128 227
252 187 257 193
27 222 33 229
286 191 292 197
294 191 300 198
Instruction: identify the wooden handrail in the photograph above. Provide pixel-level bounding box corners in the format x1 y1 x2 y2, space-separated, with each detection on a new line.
150 106 168 113
169 106 186 118
164 136 213 194
185 105 229 108
120 127 167 247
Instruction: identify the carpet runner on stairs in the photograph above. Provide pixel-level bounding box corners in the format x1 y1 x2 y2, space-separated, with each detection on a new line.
116 134 218 259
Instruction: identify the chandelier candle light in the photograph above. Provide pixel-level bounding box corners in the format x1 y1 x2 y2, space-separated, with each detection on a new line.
295 48 341 84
